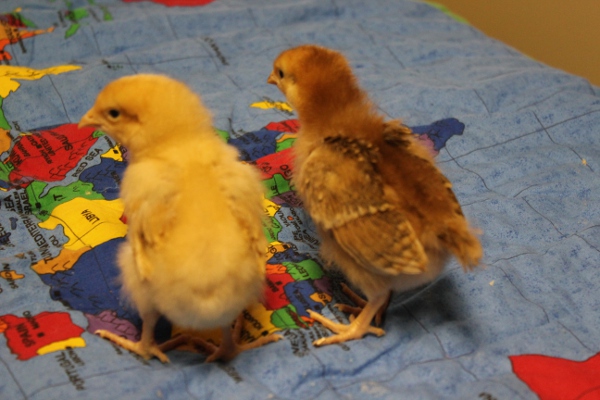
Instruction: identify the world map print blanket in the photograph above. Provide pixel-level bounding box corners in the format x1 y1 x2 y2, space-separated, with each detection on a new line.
0 0 599 399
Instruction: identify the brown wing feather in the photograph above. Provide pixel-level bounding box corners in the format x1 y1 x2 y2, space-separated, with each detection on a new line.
297 135 427 276
331 208 427 276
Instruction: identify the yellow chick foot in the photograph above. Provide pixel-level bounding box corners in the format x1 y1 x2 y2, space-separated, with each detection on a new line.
336 283 391 327
96 329 170 363
308 293 388 347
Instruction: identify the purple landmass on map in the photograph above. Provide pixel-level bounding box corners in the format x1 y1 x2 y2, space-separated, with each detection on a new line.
85 310 140 341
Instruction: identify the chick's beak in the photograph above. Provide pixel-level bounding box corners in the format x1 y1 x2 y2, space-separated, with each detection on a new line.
78 108 100 129
267 71 277 85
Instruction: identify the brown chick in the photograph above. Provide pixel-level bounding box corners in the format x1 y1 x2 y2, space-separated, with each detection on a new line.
79 74 280 362
267 45 482 346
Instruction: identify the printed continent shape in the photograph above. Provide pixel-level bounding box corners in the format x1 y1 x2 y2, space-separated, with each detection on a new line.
510 353 600 400
6 124 99 187
123 0 216 7
0 65 81 99
0 311 85 360
0 12 54 62
38 197 126 250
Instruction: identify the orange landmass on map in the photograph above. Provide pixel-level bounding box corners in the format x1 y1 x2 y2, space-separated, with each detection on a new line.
0 270 24 280
0 24 54 61
0 128 11 153
32 246 92 274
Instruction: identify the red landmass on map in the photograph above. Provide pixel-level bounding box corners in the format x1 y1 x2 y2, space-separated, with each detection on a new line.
0 14 26 29
255 147 294 180
8 124 99 185
262 272 295 310
265 119 299 133
1 311 85 360
510 353 600 400
124 0 216 6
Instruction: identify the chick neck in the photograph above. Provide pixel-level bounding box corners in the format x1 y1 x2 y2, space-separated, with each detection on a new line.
125 116 214 164
294 81 383 144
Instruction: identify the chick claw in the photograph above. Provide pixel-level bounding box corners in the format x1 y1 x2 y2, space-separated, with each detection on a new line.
95 329 170 363
307 310 385 347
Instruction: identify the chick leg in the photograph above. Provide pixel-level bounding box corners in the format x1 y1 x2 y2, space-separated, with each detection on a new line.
96 310 169 363
157 334 187 352
308 292 388 347
200 314 282 362
336 283 392 326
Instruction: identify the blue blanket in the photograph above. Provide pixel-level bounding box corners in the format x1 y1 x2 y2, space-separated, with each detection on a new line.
1 0 599 399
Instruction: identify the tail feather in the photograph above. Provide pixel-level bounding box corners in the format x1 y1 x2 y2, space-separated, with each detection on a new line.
439 224 483 271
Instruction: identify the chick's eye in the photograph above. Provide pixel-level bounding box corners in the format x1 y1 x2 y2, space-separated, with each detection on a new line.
108 109 120 119
278 69 284 79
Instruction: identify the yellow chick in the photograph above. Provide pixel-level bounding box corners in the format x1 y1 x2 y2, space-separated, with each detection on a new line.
267 45 482 346
79 74 280 362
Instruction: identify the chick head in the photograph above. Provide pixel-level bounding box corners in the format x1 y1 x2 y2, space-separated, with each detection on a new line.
267 45 362 112
79 74 212 153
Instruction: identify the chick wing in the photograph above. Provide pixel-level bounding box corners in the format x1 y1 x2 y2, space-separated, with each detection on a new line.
297 135 427 277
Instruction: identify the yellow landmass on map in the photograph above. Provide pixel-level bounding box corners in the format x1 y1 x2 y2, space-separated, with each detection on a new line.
0 270 24 280
0 65 82 98
245 302 279 338
38 197 126 251
267 241 290 255
37 337 86 356
101 145 124 162
32 246 92 275
250 100 293 113
263 197 281 217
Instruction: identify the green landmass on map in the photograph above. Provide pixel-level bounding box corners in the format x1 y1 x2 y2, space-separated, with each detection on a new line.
275 138 295 152
284 259 324 281
62 1 113 38
26 180 104 221
0 160 13 183
264 173 292 198
0 98 11 130
271 305 307 329
263 216 282 242
215 128 230 142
